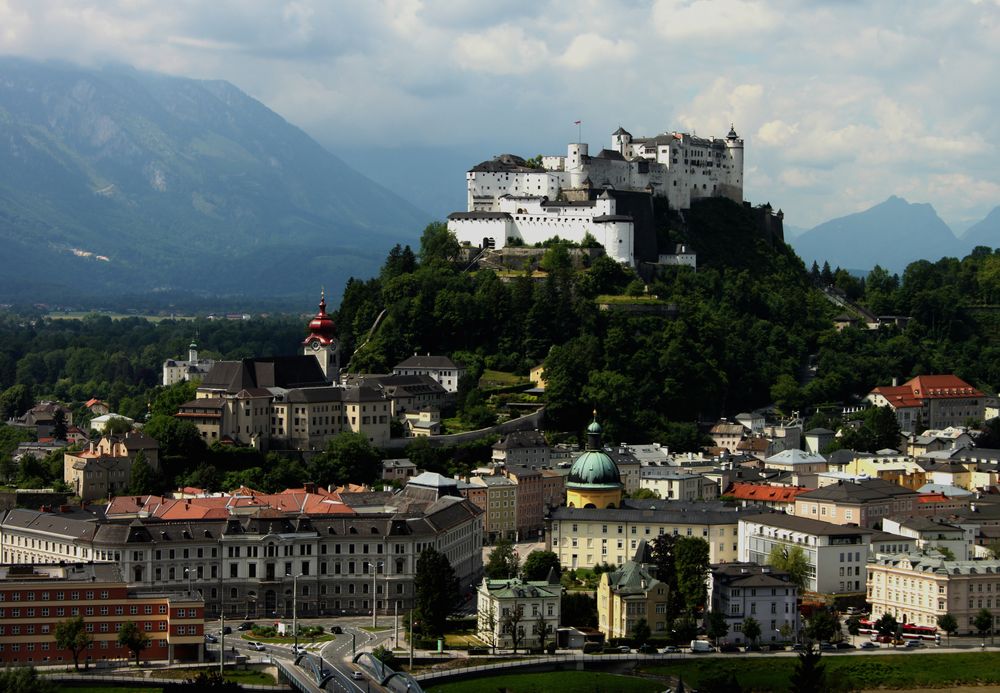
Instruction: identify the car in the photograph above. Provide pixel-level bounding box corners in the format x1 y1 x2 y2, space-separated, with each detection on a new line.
904 640 925 649
205 634 218 644
615 645 631 653
637 643 657 654
247 641 266 651
220 626 232 635
291 644 307 655
860 641 879 650
719 643 740 653
789 643 805 652
331 626 343 634
819 642 835 651
237 622 255 631
835 642 856 650
660 645 680 654
351 671 365 680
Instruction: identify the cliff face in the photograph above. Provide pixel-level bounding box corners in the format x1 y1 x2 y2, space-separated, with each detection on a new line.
0 58 430 302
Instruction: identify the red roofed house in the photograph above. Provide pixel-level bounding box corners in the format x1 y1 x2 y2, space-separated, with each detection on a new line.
867 375 985 431
726 482 809 514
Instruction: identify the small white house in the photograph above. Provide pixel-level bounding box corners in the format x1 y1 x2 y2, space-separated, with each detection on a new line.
476 575 561 650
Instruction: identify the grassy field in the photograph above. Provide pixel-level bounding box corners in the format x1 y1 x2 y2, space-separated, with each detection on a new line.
426 671 664 693
479 369 530 387
443 632 488 648
642 651 1000 691
60 688 162 693
240 632 333 644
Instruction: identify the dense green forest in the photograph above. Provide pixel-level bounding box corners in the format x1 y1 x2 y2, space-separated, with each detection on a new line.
1 196 999 497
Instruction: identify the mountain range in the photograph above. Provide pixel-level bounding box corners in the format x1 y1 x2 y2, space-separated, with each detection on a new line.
790 196 1000 274
0 58 430 305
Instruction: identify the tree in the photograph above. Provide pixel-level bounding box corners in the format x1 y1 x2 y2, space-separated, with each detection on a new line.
675 537 710 613
937 613 958 645
413 548 460 638
767 544 810 591
129 450 155 495
0 666 57 693
560 592 597 628
742 616 761 647
117 620 151 666
632 618 651 647
974 607 993 642
804 610 839 643
846 615 861 643
479 598 499 653
501 602 526 653
535 613 550 650
484 539 519 579
0 383 33 420
630 488 660 500
789 645 827 693
521 550 560 581
419 222 460 266
874 613 898 641
102 415 133 435
54 615 92 670
308 431 381 487
52 408 68 441
706 611 729 645
671 615 699 645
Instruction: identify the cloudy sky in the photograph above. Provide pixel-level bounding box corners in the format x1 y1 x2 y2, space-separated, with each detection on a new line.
1 0 998 229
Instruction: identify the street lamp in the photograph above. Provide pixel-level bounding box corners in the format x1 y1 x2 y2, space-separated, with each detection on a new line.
287 572 304 652
371 561 384 629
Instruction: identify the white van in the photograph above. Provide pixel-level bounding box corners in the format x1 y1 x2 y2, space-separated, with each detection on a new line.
690 640 714 653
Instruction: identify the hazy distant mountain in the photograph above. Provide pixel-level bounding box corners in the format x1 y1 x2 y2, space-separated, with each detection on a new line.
782 223 808 240
791 196 959 274
0 58 430 303
961 206 1000 251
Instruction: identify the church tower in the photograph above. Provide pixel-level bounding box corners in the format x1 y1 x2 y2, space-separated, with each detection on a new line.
302 291 340 383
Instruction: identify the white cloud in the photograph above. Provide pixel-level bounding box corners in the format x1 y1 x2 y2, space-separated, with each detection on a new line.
557 33 635 70
452 24 549 75
651 0 781 40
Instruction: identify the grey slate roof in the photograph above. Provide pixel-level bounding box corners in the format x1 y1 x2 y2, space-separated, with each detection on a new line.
394 355 462 370
797 478 917 502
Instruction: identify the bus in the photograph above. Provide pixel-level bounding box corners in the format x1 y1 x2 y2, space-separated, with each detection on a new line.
901 623 938 641
857 619 877 635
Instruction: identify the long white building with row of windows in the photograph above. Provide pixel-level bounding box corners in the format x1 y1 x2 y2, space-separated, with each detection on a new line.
0 473 482 619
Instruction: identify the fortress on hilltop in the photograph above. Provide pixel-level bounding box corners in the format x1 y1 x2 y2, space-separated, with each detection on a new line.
448 125 745 266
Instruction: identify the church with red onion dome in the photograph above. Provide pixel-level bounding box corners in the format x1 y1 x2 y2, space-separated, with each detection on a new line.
302 290 341 383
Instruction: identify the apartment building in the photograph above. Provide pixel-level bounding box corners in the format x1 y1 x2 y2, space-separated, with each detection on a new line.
868 554 1000 634
793 478 918 528
548 500 758 570
596 541 669 639
0 563 203 666
0 474 483 619
708 563 800 644
739 513 873 594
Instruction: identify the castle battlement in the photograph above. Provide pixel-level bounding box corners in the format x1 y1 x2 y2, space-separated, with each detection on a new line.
449 125 744 266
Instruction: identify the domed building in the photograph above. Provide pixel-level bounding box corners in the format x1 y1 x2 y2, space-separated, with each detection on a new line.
566 418 623 509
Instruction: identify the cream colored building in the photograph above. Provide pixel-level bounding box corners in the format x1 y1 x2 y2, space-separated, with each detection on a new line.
597 541 669 639
547 501 753 570
63 431 160 502
477 575 561 650
867 554 1000 634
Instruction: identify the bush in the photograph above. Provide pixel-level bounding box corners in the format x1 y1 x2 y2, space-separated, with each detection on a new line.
251 626 277 637
546 642 557 654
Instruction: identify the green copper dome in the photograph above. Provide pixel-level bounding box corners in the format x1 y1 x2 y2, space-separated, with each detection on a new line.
567 450 622 488
587 420 602 434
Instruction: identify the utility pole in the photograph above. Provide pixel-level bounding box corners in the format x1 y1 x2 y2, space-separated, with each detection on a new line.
288 572 303 652
218 542 225 675
394 600 399 649
372 561 384 629
409 610 414 669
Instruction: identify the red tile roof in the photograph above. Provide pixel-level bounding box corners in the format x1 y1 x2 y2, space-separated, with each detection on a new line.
872 375 984 408
727 482 810 503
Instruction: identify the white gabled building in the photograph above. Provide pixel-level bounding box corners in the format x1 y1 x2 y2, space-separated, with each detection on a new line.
392 354 466 394
709 562 800 644
477 574 561 651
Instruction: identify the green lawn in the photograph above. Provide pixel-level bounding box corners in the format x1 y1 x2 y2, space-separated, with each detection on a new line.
59 688 162 693
241 632 333 644
479 369 530 387
426 671 663 693
642 651 1000 691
